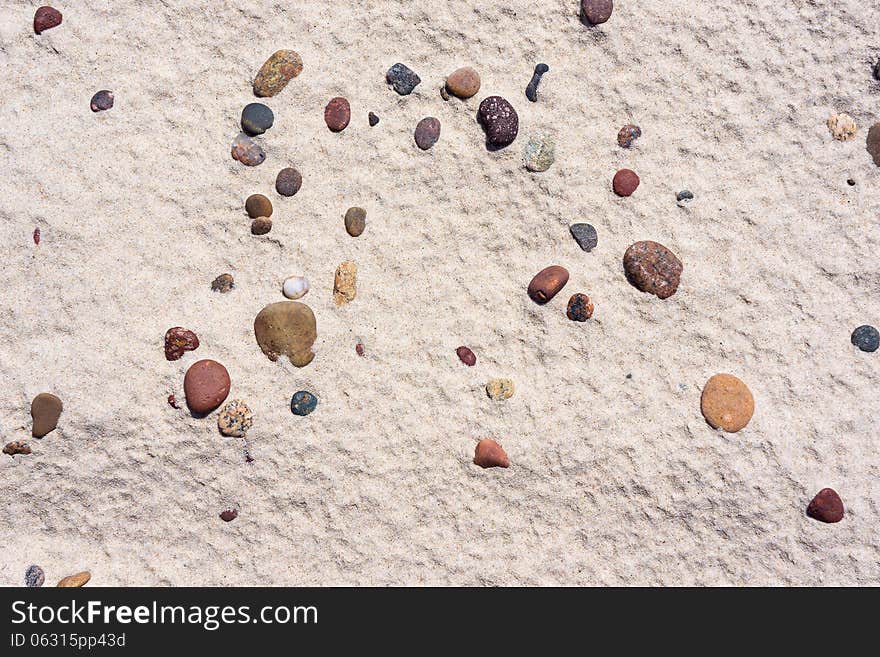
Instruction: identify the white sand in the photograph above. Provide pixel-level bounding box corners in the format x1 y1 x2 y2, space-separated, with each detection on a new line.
1 1 878 586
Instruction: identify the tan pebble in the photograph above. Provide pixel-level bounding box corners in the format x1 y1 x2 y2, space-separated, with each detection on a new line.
57 571 91 587
253 301 317 367
486 378 515 401
333 261 357 305
700 373 754 432
827 113 857 141
217 400 253 437
473 439 509 468
446 66 481 99
251 217 272 235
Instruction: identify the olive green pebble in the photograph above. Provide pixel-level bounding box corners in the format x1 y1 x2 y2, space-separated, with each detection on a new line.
344 207 366 237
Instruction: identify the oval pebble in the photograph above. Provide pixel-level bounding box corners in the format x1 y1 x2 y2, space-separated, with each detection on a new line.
333 261 357 305
344 207 366 237
25 565 45 588
414 117 441 150
251 217 272 235
31 392 62 438
57 571 91 588
478 96 519 148
807 488 844 523
253 50 303 97
290 390 318 416
528 265 569 304
275 167 302 196
220 509 239 522
700 373 754 433
386 63 421 95
456 346 476 366
90 90 114 112
241 103 274 135
164 327 199 361
34 6 62 34
324 97 351 132
613 168 640 196
245 193 273 218
523 132 555 172
282 276 309 300
446 66 481 99
569 223 598 252
211 273 234 293
217 400 253 437
231 132 265 166
566 293 594 321
473 439 509 468
851 324 879 352
623 241 682 299
183 359 231 415
581 0 613 24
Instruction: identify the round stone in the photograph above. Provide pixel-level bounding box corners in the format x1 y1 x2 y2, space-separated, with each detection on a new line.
446 66 481 98
623 241 682 299
414 117 441 150
220 509 238 522
324 97 351 132
456 346 476 366
569 223 598 252
344 207 366 236
528 265 569 304
523 133 555 172
851 325 879 352
386 63 421 95
827 113 857 141
31 392 62 438
617 124 641 148
290 390 318 416
25 565 45 588
700 374 754 433
253 50 303 97
90 90 114 112
183 360 230 415
478 96 519 148
34 6 62 34
369 112 380 126
581 0 613 24
251 217 272 235
486 378 515 401
164 327 199 361
211 273 234 293
807 488 844 523
282 276 309 300
241 103 274 135
245 194 272 218
613 168 640 196
275 167 302 196
253 301 317 367
866 123 880 166
676 189 694 205
566 293 594 321
231 132 265 166
217 400 253 437
473 439 509 469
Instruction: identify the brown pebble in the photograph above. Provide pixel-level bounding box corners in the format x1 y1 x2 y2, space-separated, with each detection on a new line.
414 117 441 150
253 50 303 97
581 0 613 25
613 168 640 196
183 360 231 415
31 392 62 438
253 301 317 367
33 228 40 244
164 327 199 361
867 123 880 166
528 265 569 304
456 346 476 366
90 90 114 112
324 97 351 132
211 273 234 293
807 488 844 523
34 6 62 34
566 293 594 321
167 394 180 409
344 207 366 237
251 217 272 235
220 509 239 522
473 439 510 468
446 66 481 99
617 124 642 148
57 571 90 588
231 132 265 166
275 167 302 196
623 241 682 299
356 342 365 357
245 194 273 218
3 441 32 456
700 374 754 433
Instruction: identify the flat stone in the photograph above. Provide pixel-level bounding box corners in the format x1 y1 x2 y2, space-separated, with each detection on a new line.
344 207 366 236
523 132 555 171
324 97 351 132
164 327 199 361
245 194 273 218
211 273 234 293
851 325 879 352
623 241 682 299
386 63 421 95
566 293 594 321
3 441 32 456
456 346 476 366
528 265 569 304
183 359 231 415
700 373 754 432
613 168 640 196
241 103 274 135
581 0 613 24
807 488 844 523
569 223 598 252
290 390 318 416
446 66 481 98
478 96 519 148
473 439 509 468
31 392 62 438
275 167 302 196
231 132 265 166
415 117 441 150
253 301 317 367
57 571 91 588
253 50 303 97
90 90 114 112
34 6 62 34
333 261 357 305
217 400 253 437
486 378 515 401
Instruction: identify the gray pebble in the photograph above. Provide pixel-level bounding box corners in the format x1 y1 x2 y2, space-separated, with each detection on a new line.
386 63 421 95
851 325 879 352
25 565 45 587
241 103 274 135
569 223 598 252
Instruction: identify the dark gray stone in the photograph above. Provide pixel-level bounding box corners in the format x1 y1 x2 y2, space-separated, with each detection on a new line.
569 223 598 252
386 63 421 95
241 103 274 135
851 325 879 352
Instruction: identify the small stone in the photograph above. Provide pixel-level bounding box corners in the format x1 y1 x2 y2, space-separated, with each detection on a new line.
290 390 318 416
211 273 234 293
245 194 273 218
241 103 274 135
473 439 510 468
344 207 366 237
217 400 253 437
33 228 41 244
183 359 231 415
700 373 754 433
34 6 62 34
523 132 555 171
440 86 450 101
356 342 365 357
486 378 515 401
581 0 613 25
275 167 302 196
231 132 265 166
253 301 317 367
415 117 441 150
569 223 598 252
456 346 476 366
168 394 180 409
613 168 640 196
164 327 200 361
90 90 114 112
446 66 481 98
31 393 62 438
251 217 272 235
220 509 238 522
478 96 519 148
525 63 549 102
874 60 880 81
623 241 683 299
324 97 351 132
807 488 844 523
528 265 569 304
3 441 32 456
25 565 45 588
282 276 309 300
57 571 91 588
333 261 357 306
368 112 380 126
617 124 642 148
566 293 594 321
851 325 879 352
847 178 856 186
253 50 303 97
867 123 880 166
827 113 857 141
386 63 421 95
676 190 694 206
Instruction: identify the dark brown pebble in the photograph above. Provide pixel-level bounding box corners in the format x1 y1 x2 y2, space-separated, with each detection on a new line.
183 359 231 415
34 6 62 34
211 273 234 293
566 293 594 321
867 123 880 166
356 342 365 357
167 394 180 409
31 393 62 438
807 488 844 523
164 327 200 361
245 194 272 218
414 117 441 150
456 346 476 366
613 169 640 196
219 509 238 522
33 228 41 244
344 207 366 237
528 265 569 304
275 167 302 196
3 441 32 456
478 96 519 148
251 217 272 235
581 0 613 25
623 241 682 299
617 124 642 148
324 97 351 132
90 90 114 112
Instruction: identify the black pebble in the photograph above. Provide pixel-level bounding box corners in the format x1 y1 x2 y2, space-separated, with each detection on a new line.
851 325 879 352
525 63 549 102
874 60 880 81
677 190 694 202
847 178 856 186
369 112 379 127
241 103 274 135
569 223 598 252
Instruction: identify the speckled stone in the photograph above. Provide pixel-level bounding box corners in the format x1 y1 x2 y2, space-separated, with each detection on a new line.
473 439 509 468
386 63 421 95
253 50 303 97
253 301 317 367
827 113 857 141
90 90 114 112
251 217 272 235
290 390 318 416
344 207 366 236
446 66 481 98
31 392 62 438
523 132 555 171
617 124 641 148
241 103 274 135
164 327 199 361
324 97 351 132
231 132 265 166
528 265 569 304
183 360 231 415
700 374 754 433
275 167 302 196
3 441 32 456
34 6 62 34
415 117 441 150
486 378 515 401
333 261 357 305
478 96 519 148
211 273 234 293
456 346 476 366
581 0 613 24
57 571 91 588
25 565 45 587
566 293 594 321
245 194 273 218
851 325 879 352
569 223 598 252
613 168 640 196
623 241 682 299
217 400 253 437
807 488 844 523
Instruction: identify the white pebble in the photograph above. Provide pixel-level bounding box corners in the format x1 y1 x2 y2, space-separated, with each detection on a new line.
282 276 309 299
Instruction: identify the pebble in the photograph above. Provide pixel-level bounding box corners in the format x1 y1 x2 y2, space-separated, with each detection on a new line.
25 565 45 588
875 60 880 81
867 123 880 166
164 327 200 361
369 112 380 126
211 273 234 293
250 217 272 235
851 324 879 352
253 50 303 97
57 571 91 588
241 103 274 135
275 167 302 196
219 509 238 522
676 189 694 206
445 66 481 98
168 394 180 409
569 223 598 252
566 293 594 321
525 63 549 102
231 132 265 166
700 374 754 433
807 488 844 523
414 117 441 150
34 6 62 34
522 132 555 171
478 96 519 148
581 0 613 24
473 439 510 468
333 261 357 305
3 441 32 456
623 241 683 299
356 342 365 356
253 301 317 367
440 86 450 101
183 359 231 415
344 207 366 236
613 168 640 196
33 228 41 244
31 392 62 438
386 63 421 95
617 124 642 148
282 275 309 300
456 346 476 366
90 90 114 112
290 390 318 416
486 378 515 401
245 194 273 218
827 113 857 141
217 400 253 437
324 97 351 132
528 265 569 304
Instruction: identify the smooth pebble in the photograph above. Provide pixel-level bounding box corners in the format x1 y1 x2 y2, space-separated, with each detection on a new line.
569 223 598 252
183 360 231 415
344 207 366 237
275 167 302 196
253 50 303 97
254 301 317 367
386 63 421 95
282 276 309 300
623 241 682 299
414 117 441 150
241 103 274 135
851 325 879 352
290 390 318 416
31 392 62 438
473 439 509 468
523 132 555 171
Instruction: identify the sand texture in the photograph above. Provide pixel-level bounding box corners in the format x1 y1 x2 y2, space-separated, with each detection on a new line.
1 1 878 586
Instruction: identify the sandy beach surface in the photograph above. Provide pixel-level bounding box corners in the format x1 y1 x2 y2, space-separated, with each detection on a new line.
1 1 878 586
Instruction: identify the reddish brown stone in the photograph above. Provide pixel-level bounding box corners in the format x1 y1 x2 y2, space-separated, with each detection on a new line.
183 360 230 415
473 439 509 469
33 228 40 244
250 217 272 235
456 346 476 366
167 394 180 409
617 124 641 148
324 97 351 132
807 488 844 523
164 327 199 361
34 6 62 34
220 509 238 522
3 441 32 456
566 293 594 321
581 0 613 25
613 168 640 196
623 241 682 299
356 342 365 357
414 117 441 150
528 265 569 304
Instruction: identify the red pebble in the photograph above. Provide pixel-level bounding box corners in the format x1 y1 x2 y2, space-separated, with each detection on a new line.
219 509 238 522
613 168 640 197
33 228 41 244
34 6 62 34
456 346 476 366
356 342 365 356
167 394 179 409
473 439 510 469
164 327 200 361
807 488 844 523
